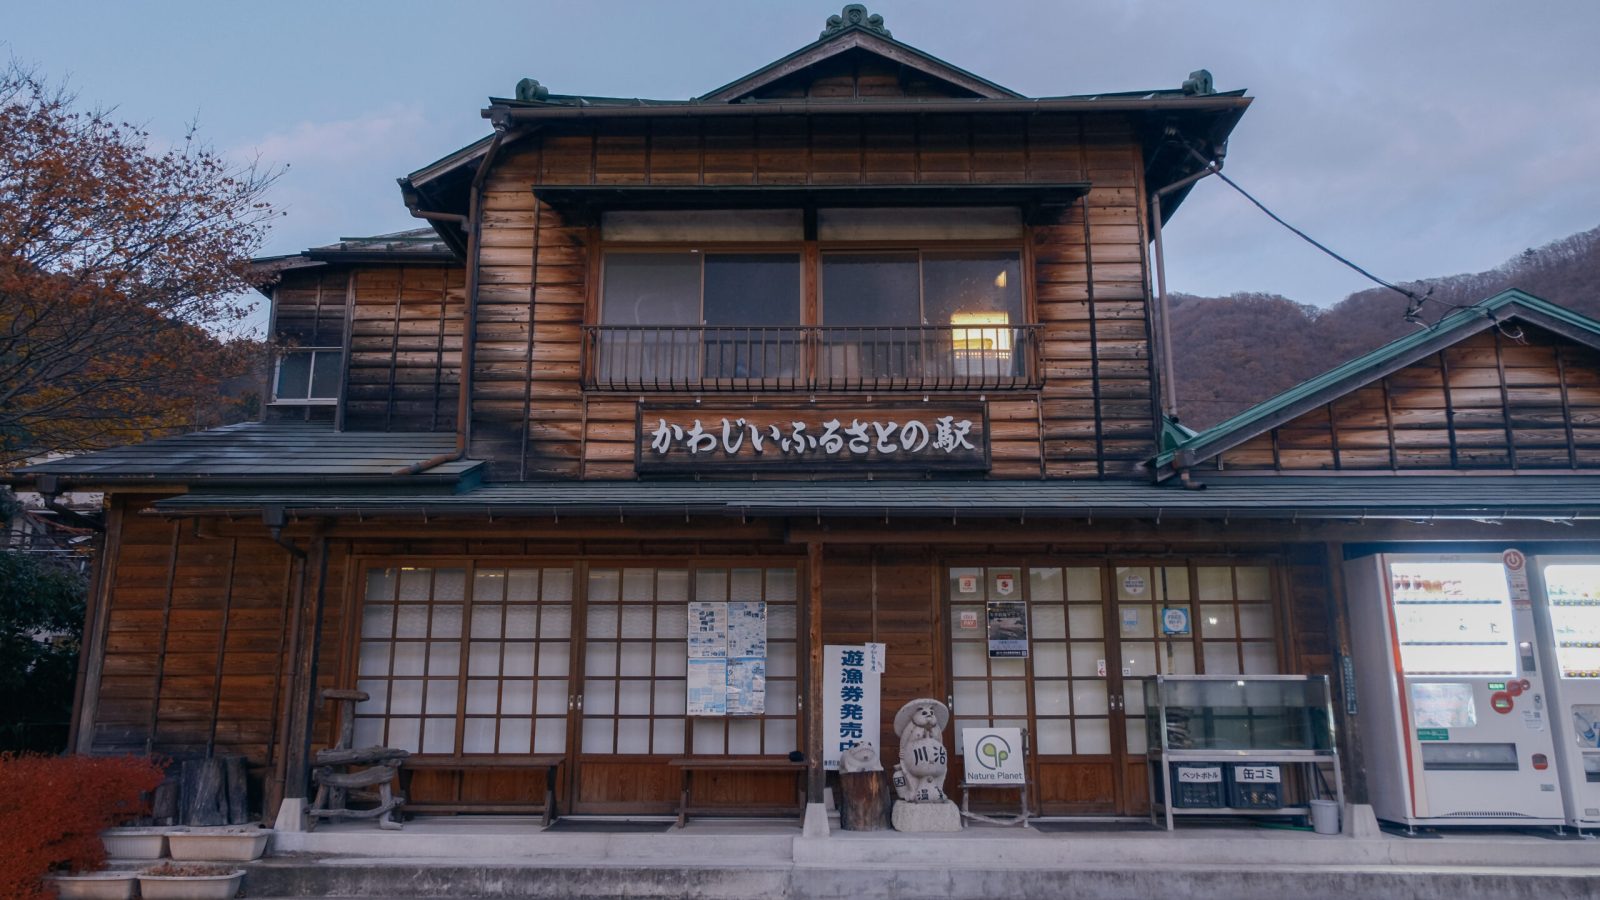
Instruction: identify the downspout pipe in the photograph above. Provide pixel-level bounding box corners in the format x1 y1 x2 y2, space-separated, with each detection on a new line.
263 505 306 560
1148 141 1225 427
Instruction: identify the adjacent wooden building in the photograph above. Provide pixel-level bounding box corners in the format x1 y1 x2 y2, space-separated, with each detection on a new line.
13 6 1600 827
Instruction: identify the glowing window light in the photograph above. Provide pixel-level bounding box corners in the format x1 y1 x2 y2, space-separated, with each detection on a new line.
950 311 1012 352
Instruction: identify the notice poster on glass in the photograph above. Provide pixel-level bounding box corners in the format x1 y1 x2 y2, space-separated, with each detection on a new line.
727 657 767 715
687 658 728 716
823 645 882 771
688 601 728 658
728 601 767 659
987 600 1029 658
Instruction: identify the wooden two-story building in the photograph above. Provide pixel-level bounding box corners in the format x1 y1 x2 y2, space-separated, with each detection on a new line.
13 6 1600 828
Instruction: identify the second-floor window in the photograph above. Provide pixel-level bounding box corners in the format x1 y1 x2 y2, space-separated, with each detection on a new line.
273 348 341 404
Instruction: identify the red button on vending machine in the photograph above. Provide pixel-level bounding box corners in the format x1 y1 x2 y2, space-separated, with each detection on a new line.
1506 681 1524 697
1490 691 1514 714
1533 753 1550 771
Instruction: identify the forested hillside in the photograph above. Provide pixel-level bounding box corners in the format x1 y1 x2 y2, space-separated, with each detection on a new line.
1169 224 1600 428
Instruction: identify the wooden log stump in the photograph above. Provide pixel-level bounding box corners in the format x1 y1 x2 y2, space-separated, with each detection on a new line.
837 770 892 831
223 755 250 824
180 758 228 826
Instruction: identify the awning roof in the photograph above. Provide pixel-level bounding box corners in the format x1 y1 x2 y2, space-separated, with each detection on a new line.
148 476 1600 522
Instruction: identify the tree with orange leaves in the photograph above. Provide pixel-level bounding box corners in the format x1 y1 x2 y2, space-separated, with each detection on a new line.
0 61 277 469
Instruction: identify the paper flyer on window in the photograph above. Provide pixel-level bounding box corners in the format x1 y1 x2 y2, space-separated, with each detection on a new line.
688 601 728 658
726 657 767 715
687 658 728 716
728 601 767 659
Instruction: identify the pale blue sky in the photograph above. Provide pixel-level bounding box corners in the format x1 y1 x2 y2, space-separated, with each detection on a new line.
8 1 1599 334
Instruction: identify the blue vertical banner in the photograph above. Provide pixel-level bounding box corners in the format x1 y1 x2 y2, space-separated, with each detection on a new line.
823 644 883 771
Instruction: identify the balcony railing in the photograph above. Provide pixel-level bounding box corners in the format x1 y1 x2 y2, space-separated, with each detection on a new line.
583 324 1043 392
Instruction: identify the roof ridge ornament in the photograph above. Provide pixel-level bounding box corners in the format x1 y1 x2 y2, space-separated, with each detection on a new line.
1181 69 1215 96
515 78 549 102
822 4 890 39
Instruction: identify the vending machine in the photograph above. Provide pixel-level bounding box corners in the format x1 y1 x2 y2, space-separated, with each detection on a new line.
1346 552 1565 827
1531 556 1600 827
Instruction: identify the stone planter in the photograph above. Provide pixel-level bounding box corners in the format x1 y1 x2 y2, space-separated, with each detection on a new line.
137 868 244 900
44 872 138 900
166 826 270 861
100 826 167 859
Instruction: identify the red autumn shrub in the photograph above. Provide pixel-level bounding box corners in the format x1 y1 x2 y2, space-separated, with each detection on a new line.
0 753 166 900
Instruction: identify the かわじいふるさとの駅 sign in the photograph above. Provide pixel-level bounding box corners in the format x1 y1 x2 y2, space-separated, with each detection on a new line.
636 403 988 473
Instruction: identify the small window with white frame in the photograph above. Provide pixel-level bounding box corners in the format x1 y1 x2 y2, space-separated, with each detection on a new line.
273 347 341 404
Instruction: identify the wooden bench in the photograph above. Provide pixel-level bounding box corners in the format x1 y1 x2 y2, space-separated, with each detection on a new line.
398 755 565 827
666 757 808 828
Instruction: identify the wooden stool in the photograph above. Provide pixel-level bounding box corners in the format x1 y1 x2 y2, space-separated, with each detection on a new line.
308 689 409 830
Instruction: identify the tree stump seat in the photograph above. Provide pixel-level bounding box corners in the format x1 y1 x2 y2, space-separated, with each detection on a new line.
308 689 408 830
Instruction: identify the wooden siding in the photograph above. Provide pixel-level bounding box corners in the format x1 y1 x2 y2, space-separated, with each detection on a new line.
469 115 1156 480
344 265 467 433
265 268 349 424
743 49 982 101
1207 327 1600 473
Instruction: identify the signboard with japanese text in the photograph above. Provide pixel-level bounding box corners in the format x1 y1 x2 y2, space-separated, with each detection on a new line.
961 727 1026 785
986 600 1029 658
823 644 883 771
636 403 989 473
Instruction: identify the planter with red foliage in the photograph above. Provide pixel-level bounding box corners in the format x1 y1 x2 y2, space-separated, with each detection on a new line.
0 753 166 900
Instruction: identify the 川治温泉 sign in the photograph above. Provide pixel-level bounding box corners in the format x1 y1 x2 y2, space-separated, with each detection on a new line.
636 403 988 473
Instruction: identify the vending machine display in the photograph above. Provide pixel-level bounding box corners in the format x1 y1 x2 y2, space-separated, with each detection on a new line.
1346 553 1564 827
1533 559 1600 826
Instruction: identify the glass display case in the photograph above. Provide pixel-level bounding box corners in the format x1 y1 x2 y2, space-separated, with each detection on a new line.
1144 675 1343 830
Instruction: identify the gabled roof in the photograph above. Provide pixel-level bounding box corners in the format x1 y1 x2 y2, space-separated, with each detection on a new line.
1153 290 1600 476
696 4 1020 103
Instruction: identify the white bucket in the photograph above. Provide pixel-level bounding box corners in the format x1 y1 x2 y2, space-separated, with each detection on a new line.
1310 798 1341 835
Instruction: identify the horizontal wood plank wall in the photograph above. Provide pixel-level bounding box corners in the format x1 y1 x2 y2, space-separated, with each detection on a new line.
345 265 466 433
470 115 1157 480
745 51 979 101
1210 327 1600 472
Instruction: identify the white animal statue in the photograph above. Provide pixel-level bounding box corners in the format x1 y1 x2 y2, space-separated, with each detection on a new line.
839 742 883 773
891 698 950 803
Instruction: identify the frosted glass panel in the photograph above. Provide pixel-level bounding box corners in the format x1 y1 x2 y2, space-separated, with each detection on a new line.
431 605 462 639
653 718 685 754
468 642 500 677
1124 689 1145 716
655 643 688 677
767 605 797 639
1071 680 1108 716
767 568 797 603
1032 606 1066 640
362 605 393 639
584 679 615 715
473 569 506 602
543 569 574 602
503 642 536 678
538 680 568 715
693 719 725 754
1120 605 1154 639
766 718 797 752
463 717 496 753
768 643 796 677
993 681 1028 714
1066 568 1102 603
1069 642 1104 678
506 569 538 602
583 718 614 753
535 718 567 753
393 643 426 676
1036 718 1072 755
766 680 796 715
1242 642 1279 674
656 607 688 638
434 569 467 602
353 717 383 747
1165 641 1196 675
620 644 653 676
696 569 728 602
619 680 652 715
398 569 430 602
621 606 654 639
390 679 424 715
731 569 764 601
1239 604 1275 639
1200 605 1236 638
1028 567 1063 604
359 643 390 677
425 680 457 716
388 718 421 753
466 679 498 715
1197 567 1233 602
1236 567 1271 601
655 681 687 715
541 606 572 638
1204 642 1241 675
1125 718 1148 755
1033 680 1069 716
428 642 460 678
505 606 536 640
586 642 617 676
502 680 534 716
587 606 618 639
396 605 429 638
729 719 761 754
539 643 570 677
953 642 988 677
588 569 620 602
365 569 396 602
355 680 387 714
1034 642 1068 677
1123 643 1156 677
953 681 989 716
499 718 532 754
1076 719 1110 754
658 570 689 603
618 719 650 753
423 717 455 753
623 568 655 601
1068 605 1104 639
1160 567 1191 601
471 606 502 639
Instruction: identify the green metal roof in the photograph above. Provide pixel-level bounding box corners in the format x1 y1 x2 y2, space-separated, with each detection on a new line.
149 475 1600 522
1154 290 1600 474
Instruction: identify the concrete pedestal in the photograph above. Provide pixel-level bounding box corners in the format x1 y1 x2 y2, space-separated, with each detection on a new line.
891 799 962 832
803 803 831 838
273 797 309 833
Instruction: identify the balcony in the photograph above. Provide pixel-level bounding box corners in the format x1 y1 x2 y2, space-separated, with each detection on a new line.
583 324 1042 393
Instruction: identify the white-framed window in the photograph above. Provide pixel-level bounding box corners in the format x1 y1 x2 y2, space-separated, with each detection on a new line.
272 348 341 404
